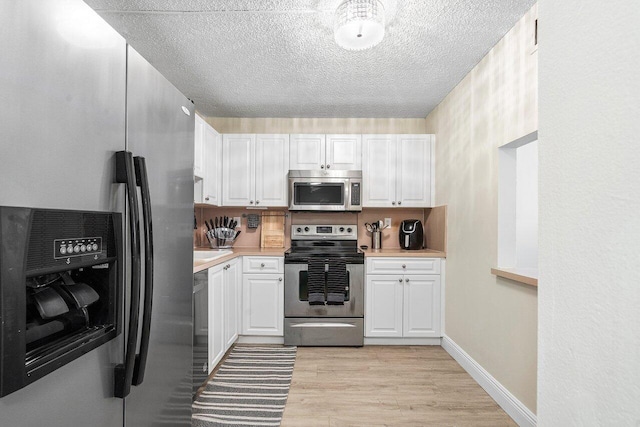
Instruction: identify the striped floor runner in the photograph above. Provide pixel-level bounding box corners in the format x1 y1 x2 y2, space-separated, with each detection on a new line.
192 346 297 427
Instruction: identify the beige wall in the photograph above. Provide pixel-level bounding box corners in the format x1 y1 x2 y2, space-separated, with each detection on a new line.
425 4 538 413
207 117 427 134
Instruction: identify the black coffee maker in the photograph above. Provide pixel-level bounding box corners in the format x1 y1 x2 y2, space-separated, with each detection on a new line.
399 219 424 250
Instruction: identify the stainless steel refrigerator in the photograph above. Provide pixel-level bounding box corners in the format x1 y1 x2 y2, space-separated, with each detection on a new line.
0 0 194 425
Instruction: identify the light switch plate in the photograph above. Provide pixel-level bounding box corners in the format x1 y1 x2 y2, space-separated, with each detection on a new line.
234 216 242 228
384 218 392 228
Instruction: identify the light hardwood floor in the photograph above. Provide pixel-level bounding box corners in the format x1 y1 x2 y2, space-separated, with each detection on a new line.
280 346 517 427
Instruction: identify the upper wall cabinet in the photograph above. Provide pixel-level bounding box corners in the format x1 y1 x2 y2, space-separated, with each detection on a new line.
194 115 221 205
203 125 222 205
362 134 434 207
222 134 289 207
194 115 205 179
289 134 362 171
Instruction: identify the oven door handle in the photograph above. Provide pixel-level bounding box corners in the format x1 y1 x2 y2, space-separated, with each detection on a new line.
132 156 153 387
114 151 142 399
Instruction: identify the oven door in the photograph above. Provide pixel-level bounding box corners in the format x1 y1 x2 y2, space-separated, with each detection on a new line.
289 178 348 211
284 262 364 317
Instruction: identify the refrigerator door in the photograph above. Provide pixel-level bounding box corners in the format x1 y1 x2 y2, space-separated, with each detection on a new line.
0 0 126 426
123 47 194 427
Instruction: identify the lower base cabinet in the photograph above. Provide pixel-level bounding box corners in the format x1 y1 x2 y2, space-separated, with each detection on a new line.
365 258 442 338
208 258 240 372
241 256 284 336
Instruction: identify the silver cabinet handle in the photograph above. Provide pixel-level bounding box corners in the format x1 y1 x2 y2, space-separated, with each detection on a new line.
205 196 209 201
260 263 265 267
249 200 254 204
320 164 325 169
326 164 331 169
391 201 396 205
256 200 260 205
405 278 410 282
398 278 403 282
402 264 406 269
279 277 283 282
398 201 402 205
227 264 230 268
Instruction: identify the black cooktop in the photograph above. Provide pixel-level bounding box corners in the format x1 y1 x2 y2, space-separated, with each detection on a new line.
285 240 363 262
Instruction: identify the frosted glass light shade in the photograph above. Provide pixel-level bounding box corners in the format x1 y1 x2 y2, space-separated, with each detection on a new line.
334 0 385 51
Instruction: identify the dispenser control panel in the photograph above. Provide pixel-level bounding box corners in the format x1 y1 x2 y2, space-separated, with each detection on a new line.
54 237 102 259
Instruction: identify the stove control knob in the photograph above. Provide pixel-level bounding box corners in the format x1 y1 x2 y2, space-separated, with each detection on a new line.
304 227 309 232
339 227 345 232
296 227 302 233
347 227 352 233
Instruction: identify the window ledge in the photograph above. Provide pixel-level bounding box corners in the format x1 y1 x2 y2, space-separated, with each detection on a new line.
491 267 538 287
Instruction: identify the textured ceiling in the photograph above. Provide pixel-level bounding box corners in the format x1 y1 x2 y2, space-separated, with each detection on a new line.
85 0 536 118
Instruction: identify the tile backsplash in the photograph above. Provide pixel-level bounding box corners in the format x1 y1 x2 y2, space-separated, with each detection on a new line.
195 206 445 251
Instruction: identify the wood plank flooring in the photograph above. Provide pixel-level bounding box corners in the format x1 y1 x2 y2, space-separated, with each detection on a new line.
280 346 517 427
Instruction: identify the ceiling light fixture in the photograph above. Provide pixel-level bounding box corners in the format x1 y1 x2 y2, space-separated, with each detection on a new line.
334 0 385 51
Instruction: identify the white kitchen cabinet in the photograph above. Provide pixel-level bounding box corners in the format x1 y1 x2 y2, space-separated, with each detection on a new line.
194 115 222 205
289 134 361 171
223 258 240 350
222 134 289 207
241 256 284 336
202 124 222 205
365 258 441 338
194 114 205 179
208 264 225 370
362 134 434 207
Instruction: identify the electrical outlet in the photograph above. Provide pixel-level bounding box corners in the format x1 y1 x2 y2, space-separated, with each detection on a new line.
384 217 392 228
233 216 242 228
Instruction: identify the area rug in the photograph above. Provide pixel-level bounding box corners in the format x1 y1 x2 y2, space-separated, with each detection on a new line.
192 346 297 427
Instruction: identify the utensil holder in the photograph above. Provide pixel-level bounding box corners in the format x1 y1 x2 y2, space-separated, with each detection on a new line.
371 231 382 250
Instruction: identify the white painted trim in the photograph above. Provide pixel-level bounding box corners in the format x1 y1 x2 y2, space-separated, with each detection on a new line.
364 337 441 346
441 335 536 427
430 134 436 206
237 335 284 345
440 259 446 334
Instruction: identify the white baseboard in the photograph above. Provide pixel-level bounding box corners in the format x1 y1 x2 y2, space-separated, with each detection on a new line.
237 335 284 345
364 337 441 346
441 335 536 427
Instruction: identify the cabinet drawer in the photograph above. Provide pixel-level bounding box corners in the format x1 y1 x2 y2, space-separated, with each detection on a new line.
366 257 440 275
243 256 284 274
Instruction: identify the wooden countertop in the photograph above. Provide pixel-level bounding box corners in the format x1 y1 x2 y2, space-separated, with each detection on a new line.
193 247 286 273
362 248 446 258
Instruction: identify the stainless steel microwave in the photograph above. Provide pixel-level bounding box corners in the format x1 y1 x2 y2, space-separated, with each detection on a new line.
289 170 362 212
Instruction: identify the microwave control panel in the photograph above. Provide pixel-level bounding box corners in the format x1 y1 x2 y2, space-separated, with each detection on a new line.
350 182 361 206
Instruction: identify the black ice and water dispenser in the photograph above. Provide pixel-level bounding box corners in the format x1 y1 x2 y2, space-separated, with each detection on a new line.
0 206 122 397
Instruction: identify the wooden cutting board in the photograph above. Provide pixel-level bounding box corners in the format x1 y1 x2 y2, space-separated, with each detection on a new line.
260 213 285 248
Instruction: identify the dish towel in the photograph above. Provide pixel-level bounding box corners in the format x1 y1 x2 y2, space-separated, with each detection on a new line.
326 259 347 305
307 258 326 305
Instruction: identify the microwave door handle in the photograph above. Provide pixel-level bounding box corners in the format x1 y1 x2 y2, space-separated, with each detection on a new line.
114 151 142 399
132 156 153 387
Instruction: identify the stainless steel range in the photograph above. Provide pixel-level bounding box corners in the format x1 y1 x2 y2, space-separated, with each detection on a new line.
284 224 364 346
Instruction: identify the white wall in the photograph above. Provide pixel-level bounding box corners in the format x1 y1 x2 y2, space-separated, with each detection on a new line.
538 0 640 424
425 5 538 413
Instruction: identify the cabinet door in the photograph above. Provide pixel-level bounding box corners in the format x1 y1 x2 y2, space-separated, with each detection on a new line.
194 115 205 178
403 275 441 338
222 134 255 206
255 134 289 207
289 134 325 170
242 273 284 336
365 274 403 337
208 265 225 370
326 134 362 170
224 259 239 350
397 135 432 207
362 135 397 207
202 125 221 205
